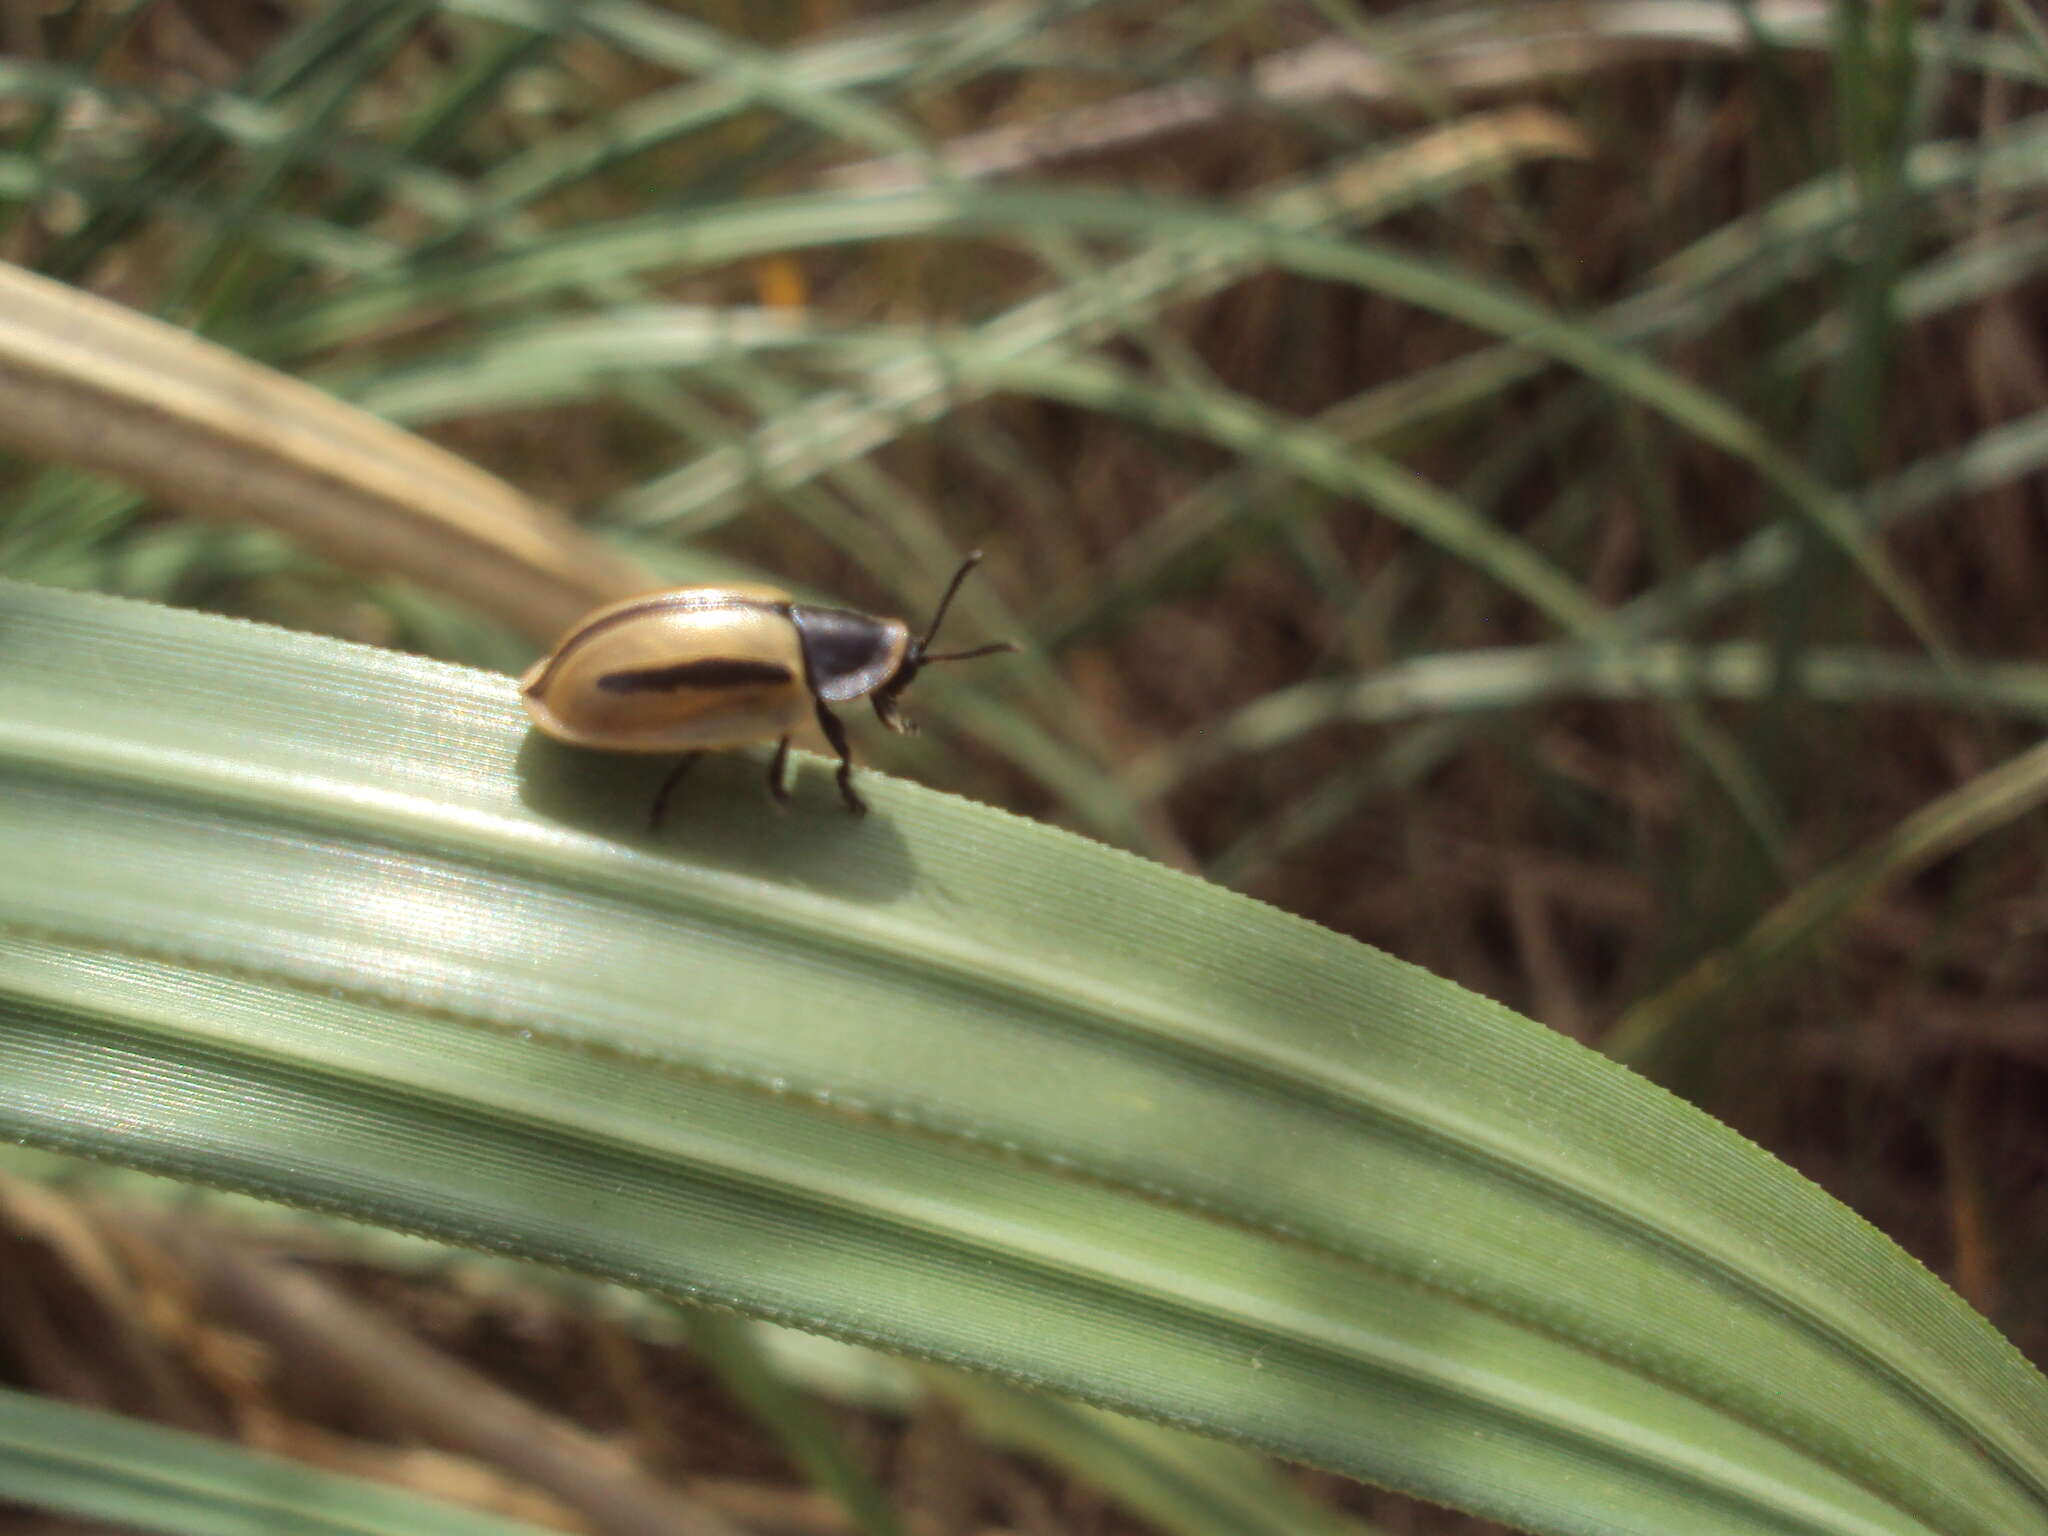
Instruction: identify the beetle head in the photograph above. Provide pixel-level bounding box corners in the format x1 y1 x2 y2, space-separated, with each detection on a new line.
871 550 1015 735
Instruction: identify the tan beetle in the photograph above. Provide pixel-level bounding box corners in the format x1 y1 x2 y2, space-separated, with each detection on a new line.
521 552 1012 823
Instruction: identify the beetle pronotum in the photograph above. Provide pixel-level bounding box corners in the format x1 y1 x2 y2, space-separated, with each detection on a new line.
521 552 1013 823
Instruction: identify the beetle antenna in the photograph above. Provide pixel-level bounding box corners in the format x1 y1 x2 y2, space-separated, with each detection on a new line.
921 641 1016 665
915 550 985 656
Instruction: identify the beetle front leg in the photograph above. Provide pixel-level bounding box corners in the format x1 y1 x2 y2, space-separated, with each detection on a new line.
766 735 792 807
871 691 916 736
812 701 866 816
648 751 705 830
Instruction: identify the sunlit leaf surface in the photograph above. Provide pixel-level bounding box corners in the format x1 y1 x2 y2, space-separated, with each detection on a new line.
0 582 2041 1536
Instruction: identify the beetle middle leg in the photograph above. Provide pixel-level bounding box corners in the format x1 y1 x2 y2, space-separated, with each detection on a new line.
813 700 866 816
766 735 792 807
648 751 704 830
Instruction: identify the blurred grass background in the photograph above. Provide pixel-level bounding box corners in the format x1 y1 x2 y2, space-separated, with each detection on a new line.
2 0 2046 1531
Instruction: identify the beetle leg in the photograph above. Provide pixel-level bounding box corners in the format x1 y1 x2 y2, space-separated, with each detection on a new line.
648 751 704 830
872 692 918 736
813 700 866 816
766 736 792 807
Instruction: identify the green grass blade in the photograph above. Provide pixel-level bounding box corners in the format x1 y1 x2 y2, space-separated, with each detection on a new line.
1607 735 2048 1071
37 0 425 284
1135 644 2048 799
572 0 932 164
756 1324 1395 1536
944 348 1789 857
1773 215 2048 375
424 0 1071 254
166 6 431 323
258 162 1931 661
1609 402 2048 642
342 310 1600 633
927 1370 1384 1536
284 173 1939 658
1992 0 2048 61
0 580 2044 1536
0 1385 561 1536
262 122 1570 388
681 1314 911 1536
596 117 1585 536
0 1145 1366 1536
1034 113 2048 648
1199 405 2048 874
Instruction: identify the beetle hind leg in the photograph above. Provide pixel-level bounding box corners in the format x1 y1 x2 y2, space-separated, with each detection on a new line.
813 701 867 816
648 751 705 830
766 736 792 808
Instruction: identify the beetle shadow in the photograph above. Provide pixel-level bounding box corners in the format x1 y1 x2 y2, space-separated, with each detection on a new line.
514 733 913 904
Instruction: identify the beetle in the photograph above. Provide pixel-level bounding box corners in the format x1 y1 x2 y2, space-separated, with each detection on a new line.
520 551 1013 825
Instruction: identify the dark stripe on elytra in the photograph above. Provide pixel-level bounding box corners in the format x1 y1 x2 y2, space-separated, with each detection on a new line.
597 657 794 694
528 592 788 689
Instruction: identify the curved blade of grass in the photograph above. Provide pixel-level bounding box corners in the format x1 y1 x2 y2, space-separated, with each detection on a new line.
1774 216 2048 375
923 1368 1385 1536
340 307 1599 633
0 1385 563 1536
32 0 422 283
286 171 1937 657
1243 232 1943 662
824 0 2048 189
599 112 1586 536
681 1314 910 1536
881 345 1789 857
276 148 1938 667
262 111 1577 382
1607 734 2048 1071
0 1141 1358 1536
434 0 1074 245
1995 0 2048 61
0 581 2045 1536
753 1323 1395 1536
1611 401 2048 642
0 261 648 641
339 305 872 420
162 5 429 321
569 0 934 165
1033 114 2048 648
0 0 1079 278
1192 396 2048 886
1133 643 2048 799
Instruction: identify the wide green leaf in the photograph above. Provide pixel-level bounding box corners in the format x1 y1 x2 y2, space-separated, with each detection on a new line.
0 579 2041 1536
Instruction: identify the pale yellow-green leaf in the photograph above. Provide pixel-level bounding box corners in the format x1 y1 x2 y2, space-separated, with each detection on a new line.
0 581 2041 1536
0 261 643 640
